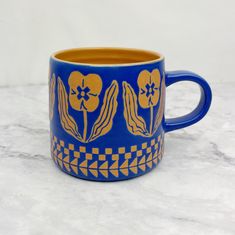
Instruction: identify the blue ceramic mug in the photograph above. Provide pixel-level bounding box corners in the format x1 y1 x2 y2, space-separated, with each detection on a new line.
49 48 212 181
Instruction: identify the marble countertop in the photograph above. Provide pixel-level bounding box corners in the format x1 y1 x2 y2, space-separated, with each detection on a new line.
0 83 234 235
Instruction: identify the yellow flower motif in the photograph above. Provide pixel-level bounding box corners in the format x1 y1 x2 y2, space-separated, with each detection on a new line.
68 71 102 112
137 69 161 109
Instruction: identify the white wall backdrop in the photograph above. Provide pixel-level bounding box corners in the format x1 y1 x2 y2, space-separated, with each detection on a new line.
0 0 234 86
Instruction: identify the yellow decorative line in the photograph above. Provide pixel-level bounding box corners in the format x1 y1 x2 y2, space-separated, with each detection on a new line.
50 134 164 178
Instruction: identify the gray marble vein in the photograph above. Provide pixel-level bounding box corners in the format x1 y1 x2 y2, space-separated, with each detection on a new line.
0 83 234 235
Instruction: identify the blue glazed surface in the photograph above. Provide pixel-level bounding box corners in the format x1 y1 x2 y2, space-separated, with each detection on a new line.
49 49 212 181
164 71 212 132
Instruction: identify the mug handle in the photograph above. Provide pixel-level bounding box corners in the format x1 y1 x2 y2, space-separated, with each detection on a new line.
164 71 212 132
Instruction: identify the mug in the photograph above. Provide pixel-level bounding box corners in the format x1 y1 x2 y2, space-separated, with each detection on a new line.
49 47 212 181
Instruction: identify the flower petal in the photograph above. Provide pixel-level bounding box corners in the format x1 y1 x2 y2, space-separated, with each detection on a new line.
69 95 83 111
84 74 102 96
84 95 99 112
139 92 150 109
137 70 151 90
150 90 159 107
137 70 152 108
151 69 161 88
68 71 84 89
68 71 85 110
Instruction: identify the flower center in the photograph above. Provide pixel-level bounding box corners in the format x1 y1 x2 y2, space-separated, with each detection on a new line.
80 91 85 97
145 83 156 97
77 86 91 101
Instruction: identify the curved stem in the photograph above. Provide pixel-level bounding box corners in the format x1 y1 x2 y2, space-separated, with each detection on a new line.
83 110 88 141
149 106 153 135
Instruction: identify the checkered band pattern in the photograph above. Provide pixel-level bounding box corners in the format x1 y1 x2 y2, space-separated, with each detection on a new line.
50 133 164 180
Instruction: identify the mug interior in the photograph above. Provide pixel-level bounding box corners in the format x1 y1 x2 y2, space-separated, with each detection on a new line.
52 47 163 66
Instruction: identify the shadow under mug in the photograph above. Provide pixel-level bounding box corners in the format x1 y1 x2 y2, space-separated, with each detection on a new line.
49 47 212 181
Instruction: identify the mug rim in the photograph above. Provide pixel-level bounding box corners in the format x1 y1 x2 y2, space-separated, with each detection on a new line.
51 47 164 67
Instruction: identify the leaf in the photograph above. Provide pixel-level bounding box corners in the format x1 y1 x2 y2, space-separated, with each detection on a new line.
49 74 56 120
88 80 119 142
57 77 83 142
122 81 149 137
153 77 165 133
